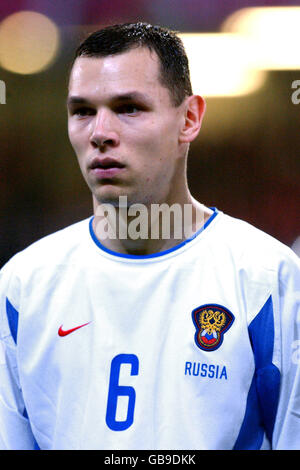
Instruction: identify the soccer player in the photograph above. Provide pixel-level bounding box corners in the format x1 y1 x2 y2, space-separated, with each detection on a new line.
0 22 299 450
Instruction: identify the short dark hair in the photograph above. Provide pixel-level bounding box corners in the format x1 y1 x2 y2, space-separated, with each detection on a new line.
73 22 193 107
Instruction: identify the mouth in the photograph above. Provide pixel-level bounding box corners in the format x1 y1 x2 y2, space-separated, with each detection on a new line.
89 157 126 179
90 157 125 170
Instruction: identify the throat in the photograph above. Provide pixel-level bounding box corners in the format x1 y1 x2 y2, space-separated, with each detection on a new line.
92 199 213 256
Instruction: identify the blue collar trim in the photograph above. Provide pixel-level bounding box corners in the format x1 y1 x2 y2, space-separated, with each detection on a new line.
89 207 219 260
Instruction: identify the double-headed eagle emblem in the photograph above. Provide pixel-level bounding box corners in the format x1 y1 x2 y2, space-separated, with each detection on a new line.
192 304 234 351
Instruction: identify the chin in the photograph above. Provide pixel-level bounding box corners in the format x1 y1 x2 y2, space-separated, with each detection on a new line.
92 184 154 209
93 188 129 208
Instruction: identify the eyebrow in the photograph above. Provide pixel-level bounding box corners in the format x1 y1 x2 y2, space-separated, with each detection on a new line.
66 96 91 109
66 92 153 109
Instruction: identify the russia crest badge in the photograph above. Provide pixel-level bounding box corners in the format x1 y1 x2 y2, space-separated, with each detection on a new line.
192 304 234 352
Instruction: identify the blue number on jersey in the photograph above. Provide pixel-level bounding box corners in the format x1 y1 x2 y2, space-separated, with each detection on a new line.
106 354 139 431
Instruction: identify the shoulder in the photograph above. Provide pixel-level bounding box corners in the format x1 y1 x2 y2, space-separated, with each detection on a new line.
214 211 299 275
208 212 300 317
0 217 92 281
0 218 92 316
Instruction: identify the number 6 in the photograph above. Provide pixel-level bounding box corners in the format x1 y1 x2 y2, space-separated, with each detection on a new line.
106 354 139 431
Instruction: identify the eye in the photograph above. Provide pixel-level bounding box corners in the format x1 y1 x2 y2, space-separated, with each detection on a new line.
117 104 140 115
71 107 95 117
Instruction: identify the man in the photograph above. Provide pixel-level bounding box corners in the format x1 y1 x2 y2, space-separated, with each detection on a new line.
0 22 299 450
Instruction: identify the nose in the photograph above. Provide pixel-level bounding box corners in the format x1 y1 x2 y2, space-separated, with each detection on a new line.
90 109 120 150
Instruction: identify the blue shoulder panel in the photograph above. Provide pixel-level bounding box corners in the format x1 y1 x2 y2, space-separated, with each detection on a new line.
5 297 19 344
233 295 280 449
6 299 40 449
23 408 40 450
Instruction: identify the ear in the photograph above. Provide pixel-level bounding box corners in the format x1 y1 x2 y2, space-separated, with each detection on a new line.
179 95 206 144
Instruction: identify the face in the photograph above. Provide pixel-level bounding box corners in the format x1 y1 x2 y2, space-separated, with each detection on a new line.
67 47 188 208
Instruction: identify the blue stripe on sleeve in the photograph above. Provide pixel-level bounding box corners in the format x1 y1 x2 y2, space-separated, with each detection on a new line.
5 297 19 344
233 375 265 449
5 299 40 449
23 408 40 450
233 295 280 449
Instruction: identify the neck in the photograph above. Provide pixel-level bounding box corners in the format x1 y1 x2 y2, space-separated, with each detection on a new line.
92 193 213 256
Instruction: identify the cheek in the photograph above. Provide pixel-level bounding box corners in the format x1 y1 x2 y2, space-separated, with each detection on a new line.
68 129 88 167
131 122 176 160
68 126 89 175
68 124 79 151
128 130 176 187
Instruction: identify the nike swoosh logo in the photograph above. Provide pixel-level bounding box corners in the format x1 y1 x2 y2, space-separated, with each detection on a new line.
58 322 90 337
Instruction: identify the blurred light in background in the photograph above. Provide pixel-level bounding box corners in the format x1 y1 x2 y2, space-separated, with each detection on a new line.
180 6 300 97
0 10 60 74
179 33 267 97
222 7 300 70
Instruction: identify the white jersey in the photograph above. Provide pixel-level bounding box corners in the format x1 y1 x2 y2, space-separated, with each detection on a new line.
0 208 299 450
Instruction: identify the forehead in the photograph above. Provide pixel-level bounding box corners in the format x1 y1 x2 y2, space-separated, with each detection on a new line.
68 47 167 99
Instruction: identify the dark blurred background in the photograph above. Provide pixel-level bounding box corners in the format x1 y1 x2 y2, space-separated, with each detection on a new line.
0 0 300 268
